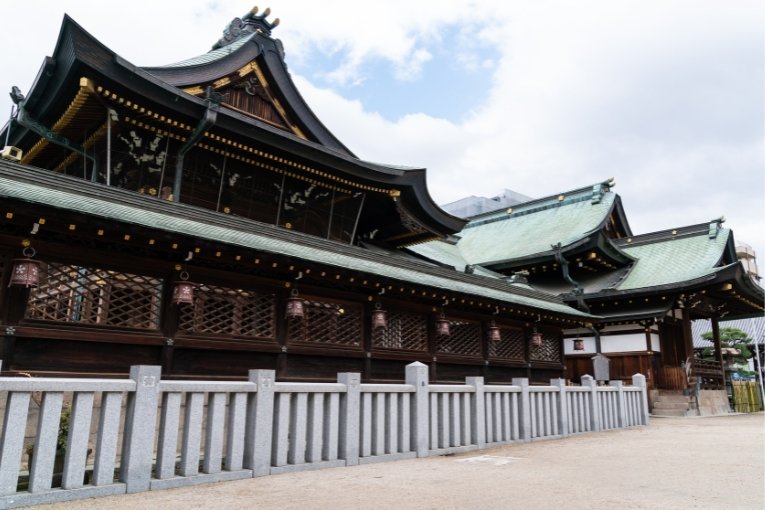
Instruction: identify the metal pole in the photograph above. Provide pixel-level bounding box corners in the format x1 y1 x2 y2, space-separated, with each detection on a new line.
275 173 286 226
157 135 171 198
753 328 765 409
215 155 228 212
326 189 335 239
349 192 366 245
106 109 112 186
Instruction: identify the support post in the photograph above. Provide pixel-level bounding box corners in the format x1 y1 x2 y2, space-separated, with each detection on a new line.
551 378 569 437
244 369 275 477
465 376 486 449
632 374 650 425
512 378 531 441
711 316 725 387
120 365 161 493
406 362 430 457
581 375 601 432
338 372 361 466
609 380 626 427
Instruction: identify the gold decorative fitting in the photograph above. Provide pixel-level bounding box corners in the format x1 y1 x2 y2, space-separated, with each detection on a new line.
5 212 12 219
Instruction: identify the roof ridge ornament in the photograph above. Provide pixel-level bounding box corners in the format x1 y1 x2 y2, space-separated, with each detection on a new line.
708 216 725 239
591 178 614 204
212 6 281 50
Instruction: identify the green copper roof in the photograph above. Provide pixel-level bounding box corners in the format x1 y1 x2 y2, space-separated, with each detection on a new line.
455 192 616 266
160 34 256 68
616 229 731 290
0 165 594 319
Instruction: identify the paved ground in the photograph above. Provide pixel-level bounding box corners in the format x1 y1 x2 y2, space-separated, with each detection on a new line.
40 414 764 510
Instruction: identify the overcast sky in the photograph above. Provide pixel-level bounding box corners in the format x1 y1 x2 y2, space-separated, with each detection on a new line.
1 1 763 264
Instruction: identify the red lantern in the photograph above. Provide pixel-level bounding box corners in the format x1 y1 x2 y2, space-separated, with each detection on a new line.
285 288 305 319
488 321 501 342
9 247 40 288
372 301 387 330
436 312 450 336
531 331 543 347
172 271 195 305
573 338 585 351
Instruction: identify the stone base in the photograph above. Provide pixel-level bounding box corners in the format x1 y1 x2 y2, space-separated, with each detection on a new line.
697 390 730 416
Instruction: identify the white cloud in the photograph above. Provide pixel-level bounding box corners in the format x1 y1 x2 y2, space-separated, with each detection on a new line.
0 0 762 261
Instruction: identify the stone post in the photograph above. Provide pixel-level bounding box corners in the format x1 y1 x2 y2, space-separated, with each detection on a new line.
632 373 650 425
338 372 361 466
244 369 275 477
609 380 627 428
551 378 569 437
512 378 531 441
406 362 430 457
120 365 161 493
465 376 486 449
581 375 601 432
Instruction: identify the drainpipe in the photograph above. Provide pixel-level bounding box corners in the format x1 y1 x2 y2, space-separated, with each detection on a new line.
11 88 98 176
172 87 221 202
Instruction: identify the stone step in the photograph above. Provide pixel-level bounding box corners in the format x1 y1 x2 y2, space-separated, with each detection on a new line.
652 401 690 410
654 394 691 403
652 408 691 417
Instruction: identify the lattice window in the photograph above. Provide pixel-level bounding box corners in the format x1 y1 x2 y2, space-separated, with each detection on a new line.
25 262 162 329
488 326 525 360
436 319 481 357
372 311 428 351
178 284 276 339
530 331 562 362
287 297 362 347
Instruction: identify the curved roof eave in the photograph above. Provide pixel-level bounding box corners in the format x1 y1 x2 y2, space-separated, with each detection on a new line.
13 15 464 238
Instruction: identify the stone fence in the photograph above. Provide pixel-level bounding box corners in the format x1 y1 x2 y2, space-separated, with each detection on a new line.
0 362 648 509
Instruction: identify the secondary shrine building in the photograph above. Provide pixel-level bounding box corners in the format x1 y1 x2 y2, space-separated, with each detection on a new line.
415 179 764 408
0 8 594 382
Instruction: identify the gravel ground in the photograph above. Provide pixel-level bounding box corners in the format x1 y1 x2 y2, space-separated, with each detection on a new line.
38 413 764 510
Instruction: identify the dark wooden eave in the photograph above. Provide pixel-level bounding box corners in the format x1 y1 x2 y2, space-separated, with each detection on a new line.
2 15 465 241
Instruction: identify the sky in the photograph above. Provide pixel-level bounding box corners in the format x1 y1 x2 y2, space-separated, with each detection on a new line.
0 1 763 264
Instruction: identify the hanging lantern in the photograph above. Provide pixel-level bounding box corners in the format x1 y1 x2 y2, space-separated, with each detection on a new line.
9 246 40 288
531 330 543 347
573 338 585 351
371 301 387 330
436 311 450 336
285 288 305 319
488 321 501 342
172 270 195 305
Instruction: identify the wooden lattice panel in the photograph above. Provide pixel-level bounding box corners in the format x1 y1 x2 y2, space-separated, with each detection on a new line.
436 320 481 357
25 262 162 329
488 326 525 360
530 332 562 362
372 311 428 351
179 284 276 339
288 298 362 347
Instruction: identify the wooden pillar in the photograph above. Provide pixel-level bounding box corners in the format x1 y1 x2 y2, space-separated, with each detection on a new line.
681 308 694 363
711 316 725 385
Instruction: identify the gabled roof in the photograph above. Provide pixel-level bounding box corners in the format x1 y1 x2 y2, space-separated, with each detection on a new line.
614 222 734 291
1 13 465 244
410 179 632 269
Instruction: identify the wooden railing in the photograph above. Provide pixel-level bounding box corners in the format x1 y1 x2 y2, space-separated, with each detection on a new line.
691 359 724 390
